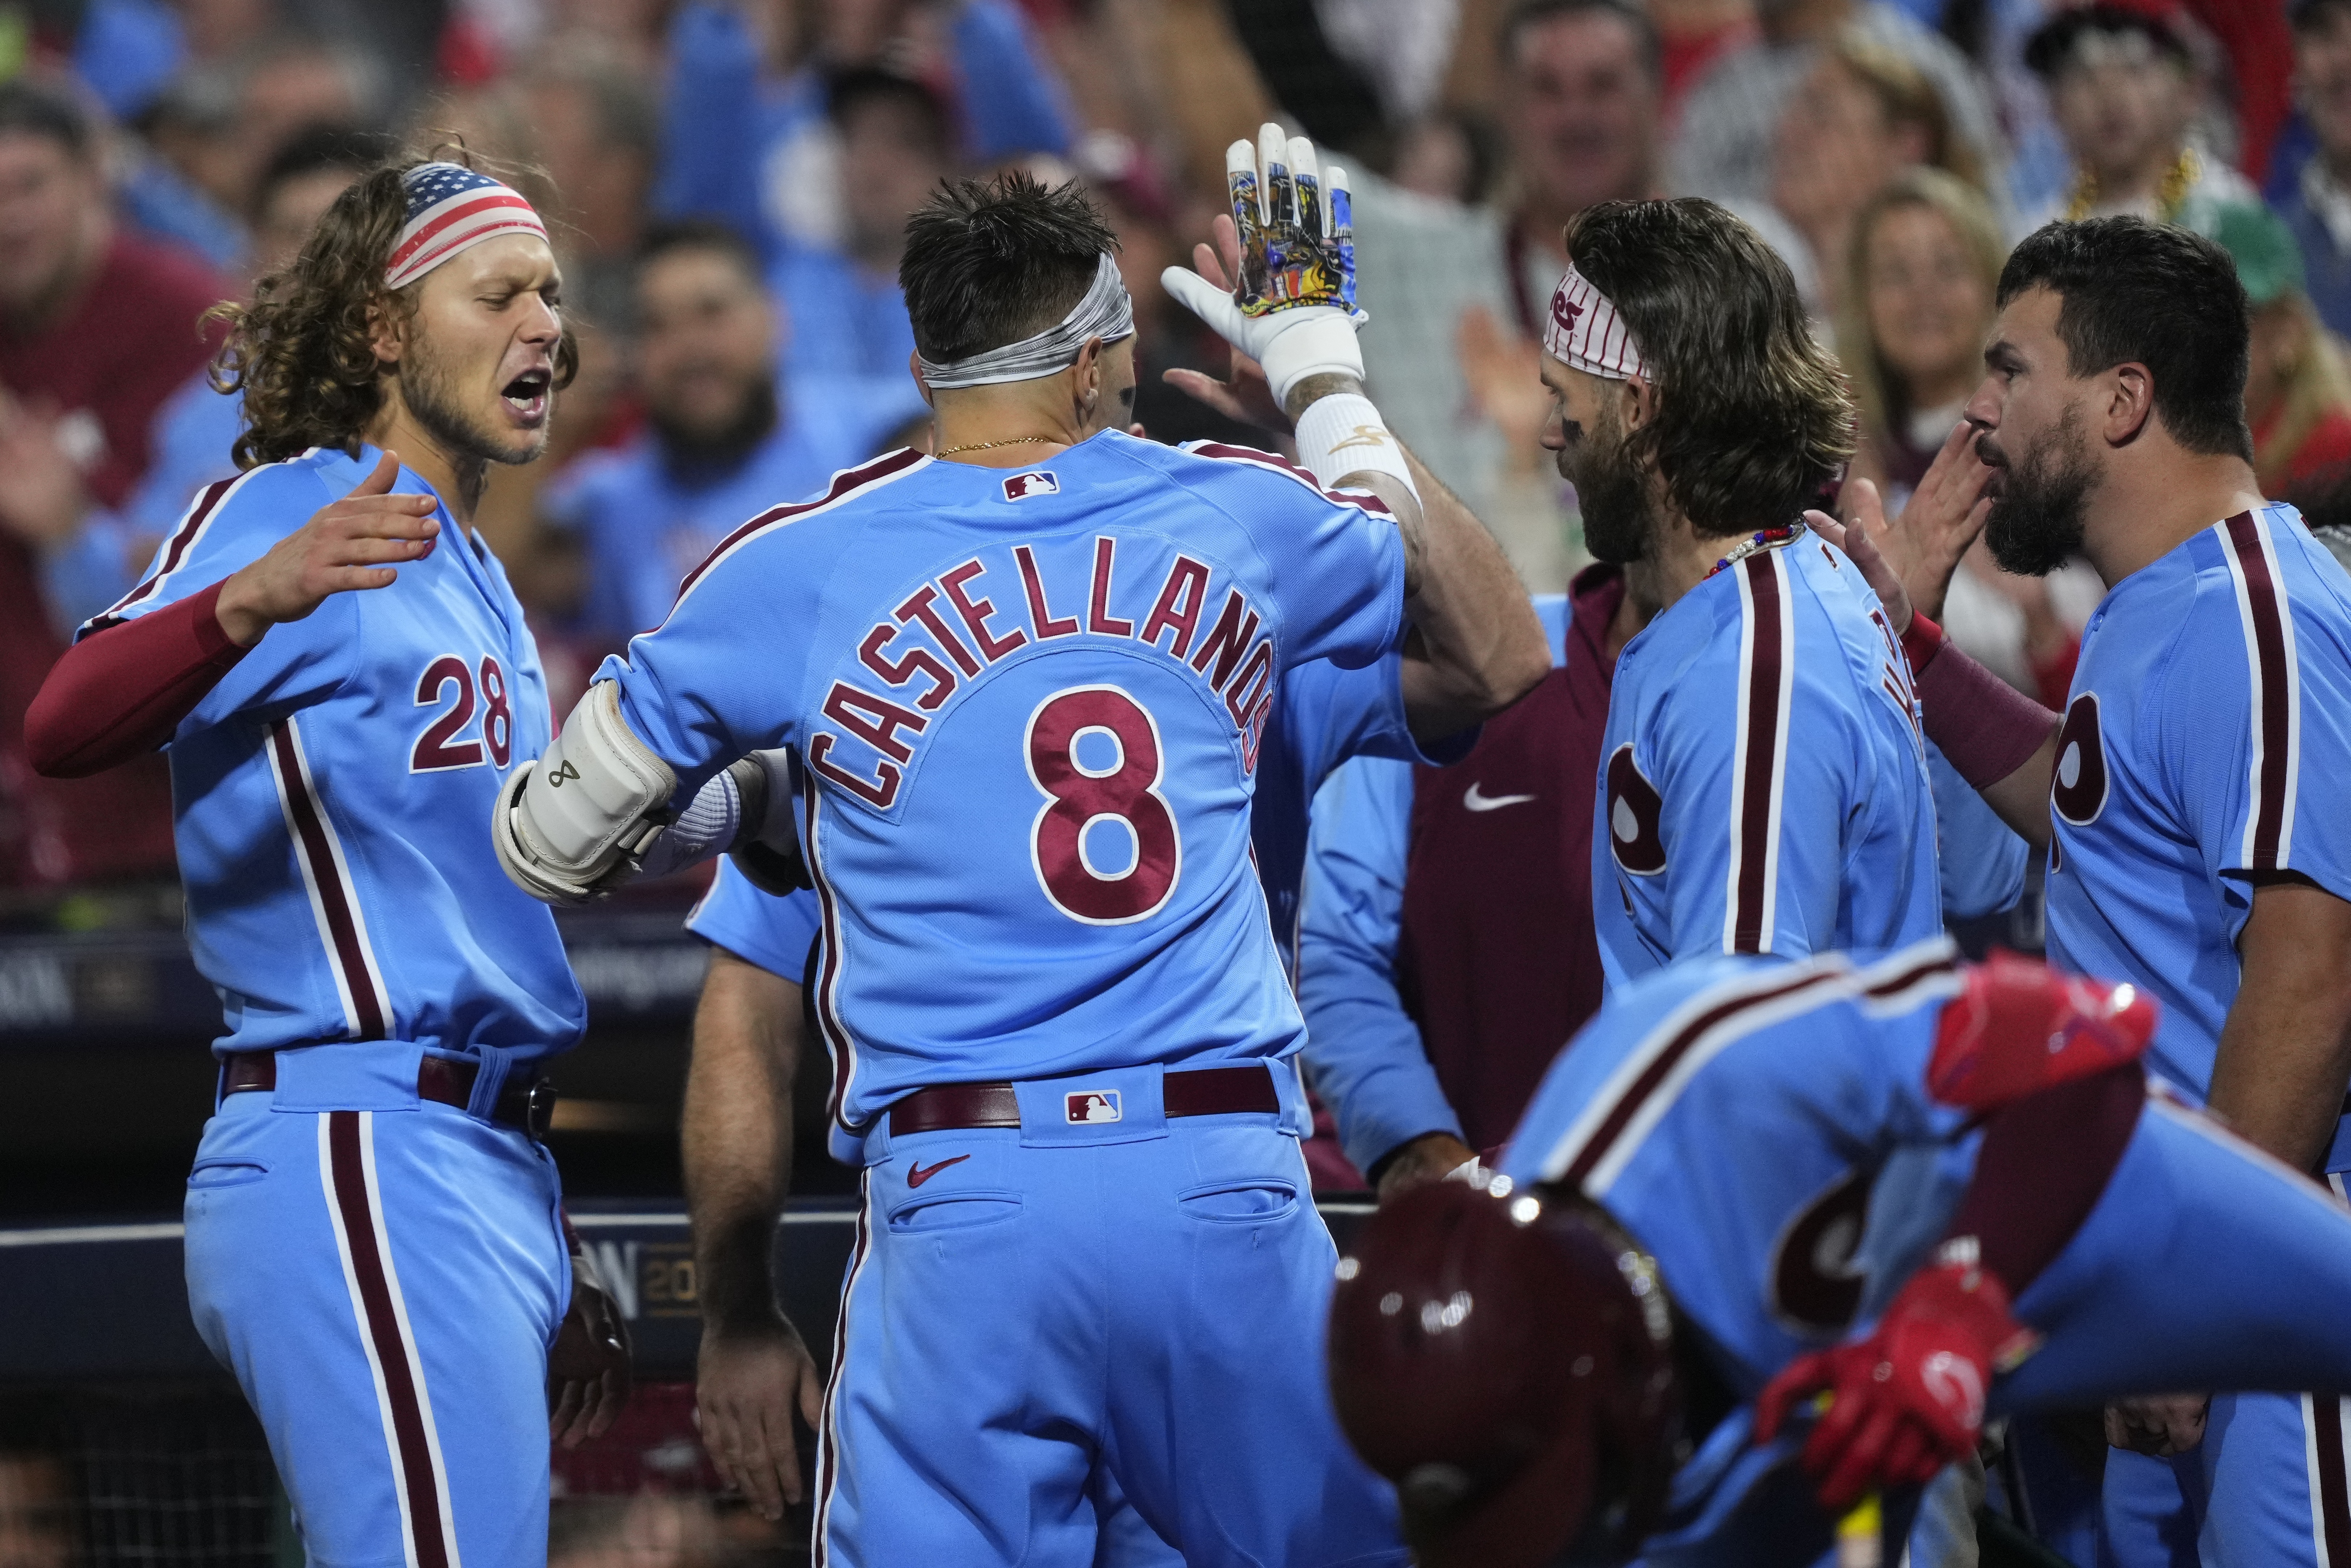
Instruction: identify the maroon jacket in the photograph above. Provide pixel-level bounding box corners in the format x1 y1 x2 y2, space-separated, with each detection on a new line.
0 232 229 888
1392 564 1624 1160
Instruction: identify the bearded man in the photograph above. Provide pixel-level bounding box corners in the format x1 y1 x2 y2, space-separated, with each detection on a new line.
1822 213 2351 1568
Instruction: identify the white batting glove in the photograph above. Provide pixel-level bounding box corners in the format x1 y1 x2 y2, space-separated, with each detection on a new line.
1161 124 1365 410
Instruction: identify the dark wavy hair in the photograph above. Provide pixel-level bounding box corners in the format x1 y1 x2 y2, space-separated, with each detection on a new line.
900 171 1117 364
210 145 578 469
1567 199 1855 538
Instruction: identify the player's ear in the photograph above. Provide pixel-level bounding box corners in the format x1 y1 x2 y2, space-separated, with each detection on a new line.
909 350 934 410
2104 362 2154 447
1621 372 1657 433
366 291 406 368
1073 336 1104 419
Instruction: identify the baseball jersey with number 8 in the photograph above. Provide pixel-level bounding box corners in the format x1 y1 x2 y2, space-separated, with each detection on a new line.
603 430 1406 1160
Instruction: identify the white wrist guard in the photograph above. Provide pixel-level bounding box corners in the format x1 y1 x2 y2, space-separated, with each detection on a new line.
1294 393 1418 501
493 682 679 905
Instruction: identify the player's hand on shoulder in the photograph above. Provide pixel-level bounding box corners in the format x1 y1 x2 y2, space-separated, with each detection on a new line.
549 1247 634 1449
697 1312 825 1521
2103 1393 2209 1457
1805 486 1915 636
213 449 439 647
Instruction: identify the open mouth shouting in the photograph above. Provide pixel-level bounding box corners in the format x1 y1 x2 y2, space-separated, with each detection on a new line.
502 367 552 427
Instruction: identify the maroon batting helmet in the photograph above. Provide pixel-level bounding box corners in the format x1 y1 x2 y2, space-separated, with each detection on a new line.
1327 1180 1682 1567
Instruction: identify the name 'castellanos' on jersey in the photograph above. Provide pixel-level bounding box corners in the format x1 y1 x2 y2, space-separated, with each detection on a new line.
601 431 1407 1160
1596 530 1944 987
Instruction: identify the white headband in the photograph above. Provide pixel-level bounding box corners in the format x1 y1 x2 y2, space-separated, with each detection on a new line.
917 253 1136 389
1544 265 1646 382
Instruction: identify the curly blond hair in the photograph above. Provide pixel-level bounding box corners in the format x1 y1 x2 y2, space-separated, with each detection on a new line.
209 145 577 469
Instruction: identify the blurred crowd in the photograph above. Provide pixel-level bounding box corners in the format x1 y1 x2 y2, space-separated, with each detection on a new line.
0 0 2317 896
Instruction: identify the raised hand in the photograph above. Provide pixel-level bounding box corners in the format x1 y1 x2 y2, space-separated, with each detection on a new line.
213 450 439 647
1162 124 1368 417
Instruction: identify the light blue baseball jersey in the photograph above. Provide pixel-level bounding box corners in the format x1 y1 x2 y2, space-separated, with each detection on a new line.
1595 535 1943 987
542 376 926 644
84 444 584 1059
2044 504 2351 1118
686 643 1447 987
606 431 1407 1160
1496 942 2351 1567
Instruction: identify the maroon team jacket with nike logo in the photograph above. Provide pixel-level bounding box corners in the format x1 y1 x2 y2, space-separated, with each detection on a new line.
1392 564 1622 1160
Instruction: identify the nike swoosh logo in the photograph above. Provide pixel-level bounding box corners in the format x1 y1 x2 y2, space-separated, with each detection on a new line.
907 1155 971 1188
1463 782 1538 813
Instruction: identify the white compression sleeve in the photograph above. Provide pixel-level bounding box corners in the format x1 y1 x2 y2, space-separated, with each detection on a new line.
1293 392 1419 501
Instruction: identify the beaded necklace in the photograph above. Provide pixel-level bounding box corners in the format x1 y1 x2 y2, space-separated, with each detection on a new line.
1705 520 1806 580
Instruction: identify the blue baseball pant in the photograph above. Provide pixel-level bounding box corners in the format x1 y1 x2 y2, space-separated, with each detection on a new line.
183 1044 569 1568
809 1061 1407 1568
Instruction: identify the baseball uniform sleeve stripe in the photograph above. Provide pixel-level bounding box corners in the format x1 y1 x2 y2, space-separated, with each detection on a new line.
319 1111 462 1568
812 1170 876 1568
799 771 862 1132
1185 442 1396 517
84 471 248 633
267 717 391 1040
665 448 930 616
2219 510 2301 871
2307 1394 2351 1567
1725 551 1794 954
1541 959 1852 1192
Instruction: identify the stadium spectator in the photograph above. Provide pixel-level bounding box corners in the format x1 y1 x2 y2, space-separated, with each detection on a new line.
1770 29 1978 315
1668 0 2000 219
522 55 660 338
2214 200 2351 490
539 221 925 648
1840 167 2095 708
2022 2 2256 234
0 77 225 889
2280 0 2351 336
115 126 393 589
651 0 1072 269
1650 0 1758 126
1330 0 1666 586
766 70 952 382
0 1399 76 1568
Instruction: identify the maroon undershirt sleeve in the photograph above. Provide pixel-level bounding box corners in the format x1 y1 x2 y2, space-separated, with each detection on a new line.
1903 612 2064 790
25 580 252 779
1945 1061 2146 1298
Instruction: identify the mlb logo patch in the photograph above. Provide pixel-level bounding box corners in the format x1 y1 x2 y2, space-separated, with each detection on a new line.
1003 470 1060 501
1066 1090 1122 1124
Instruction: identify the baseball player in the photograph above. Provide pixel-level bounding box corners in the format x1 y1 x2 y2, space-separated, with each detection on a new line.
494 152 1546 1565
1539 200 1944 989
1819 215 2351 1564
23 157 633 1566
1327 940 2351 1567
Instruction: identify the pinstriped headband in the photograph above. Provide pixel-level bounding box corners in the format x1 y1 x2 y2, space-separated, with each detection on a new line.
1545 265 1647 382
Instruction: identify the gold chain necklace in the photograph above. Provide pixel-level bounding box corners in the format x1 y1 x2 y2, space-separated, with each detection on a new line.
938 436 1060 457
2063 148 2198 223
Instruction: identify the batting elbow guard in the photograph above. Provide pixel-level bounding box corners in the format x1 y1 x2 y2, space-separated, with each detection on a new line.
494 682 679 905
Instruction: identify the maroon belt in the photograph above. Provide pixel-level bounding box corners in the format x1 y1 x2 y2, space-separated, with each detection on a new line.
888 1063 1280 1137
222 1051 556 1138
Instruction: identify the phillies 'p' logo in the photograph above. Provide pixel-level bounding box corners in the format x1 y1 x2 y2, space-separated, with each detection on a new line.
1770 1167 1872 1335
1606 743 1666 874
1551 291 1585 337
2051 693 2107 826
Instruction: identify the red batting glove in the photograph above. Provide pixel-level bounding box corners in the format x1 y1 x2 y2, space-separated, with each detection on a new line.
1753 1257 2040 1513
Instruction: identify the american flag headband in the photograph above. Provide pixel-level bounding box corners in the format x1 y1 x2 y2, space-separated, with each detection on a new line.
1545 265 1647 382
384 162 550 291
